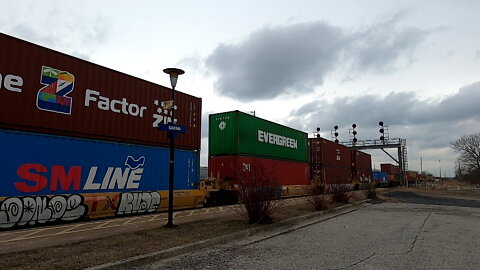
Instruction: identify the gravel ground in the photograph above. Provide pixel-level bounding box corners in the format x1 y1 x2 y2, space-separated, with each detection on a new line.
141 201 480 270
135 188 480 270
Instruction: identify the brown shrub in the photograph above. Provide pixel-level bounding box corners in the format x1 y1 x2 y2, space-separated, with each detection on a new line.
365 184 377 200
306 185 329 211
329 184 352 203
236 166 280 224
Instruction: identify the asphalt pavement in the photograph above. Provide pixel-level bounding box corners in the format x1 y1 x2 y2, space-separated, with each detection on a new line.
137 192 480 270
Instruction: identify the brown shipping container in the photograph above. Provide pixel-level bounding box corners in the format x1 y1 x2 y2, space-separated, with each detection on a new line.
322 165 352 185
309 138 352 185
351 150 372 181
0 33 201 149
309 138 351 168
381 163 399 175
208 155 310 186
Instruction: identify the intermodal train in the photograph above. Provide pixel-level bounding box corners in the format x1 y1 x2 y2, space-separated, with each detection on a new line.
0 33 376 230
208 111 374 197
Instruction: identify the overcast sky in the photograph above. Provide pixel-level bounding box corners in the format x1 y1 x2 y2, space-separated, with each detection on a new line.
2 0 480 176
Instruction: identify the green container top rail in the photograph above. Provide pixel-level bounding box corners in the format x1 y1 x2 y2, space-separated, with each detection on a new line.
209 111 308 162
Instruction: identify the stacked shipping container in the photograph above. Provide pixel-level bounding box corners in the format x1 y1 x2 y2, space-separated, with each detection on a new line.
309 137 352 186
381 163 401 184
0 33 203 229
208 111 310 195
351 150 373 183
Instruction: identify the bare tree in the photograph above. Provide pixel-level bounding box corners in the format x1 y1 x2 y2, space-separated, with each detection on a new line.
451 132 480 175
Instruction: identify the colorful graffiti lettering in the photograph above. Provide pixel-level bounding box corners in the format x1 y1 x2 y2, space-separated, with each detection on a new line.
36 66 74 115
0 194 86 228
117 192 161 215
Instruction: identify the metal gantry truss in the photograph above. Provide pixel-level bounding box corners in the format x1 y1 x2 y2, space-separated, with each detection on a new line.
341 138 409 185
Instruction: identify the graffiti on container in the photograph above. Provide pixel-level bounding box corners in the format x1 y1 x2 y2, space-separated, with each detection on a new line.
152 100 177 127
0 194 86 229
116 191 161 215
84 194 120 213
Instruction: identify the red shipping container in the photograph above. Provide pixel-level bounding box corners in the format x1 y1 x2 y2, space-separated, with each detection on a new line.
381 163 399 175
0 33 201 150
309 138 351 167
351 150 372 181
208 155 309 186
322 165 352 185
310 138 352 184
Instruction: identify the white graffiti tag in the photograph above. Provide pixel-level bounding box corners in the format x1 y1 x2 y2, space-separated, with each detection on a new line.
116 192 161 215
0 195 87 229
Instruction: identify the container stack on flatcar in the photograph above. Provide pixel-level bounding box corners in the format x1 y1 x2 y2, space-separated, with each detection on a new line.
0 33 203 229
208 111 310 197
381 163 401 185
406 171 419 184
309 137 353 188
350 150 373 188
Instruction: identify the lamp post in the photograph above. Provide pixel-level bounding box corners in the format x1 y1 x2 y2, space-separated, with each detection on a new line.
163 68 185 228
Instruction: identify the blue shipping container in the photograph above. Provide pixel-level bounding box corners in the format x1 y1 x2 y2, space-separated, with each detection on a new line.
373 172 388 183
0 129 199 197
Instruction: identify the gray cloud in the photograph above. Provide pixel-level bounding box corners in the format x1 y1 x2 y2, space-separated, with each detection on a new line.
206 13 429 102
284 82 480 175
347 13 428 73
206 22 345 101
290 82 480 134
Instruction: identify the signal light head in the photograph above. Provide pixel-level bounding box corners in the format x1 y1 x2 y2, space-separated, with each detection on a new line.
380 136 384 141
335 139 339 143
352 124 356 129
316 127 320 132
353 138 358 142
334 125 338 130
353 130 357 136
379 128 384 133
379 121 383 126
334 132 338 137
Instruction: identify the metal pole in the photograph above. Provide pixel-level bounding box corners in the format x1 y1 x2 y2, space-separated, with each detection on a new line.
166 86 176 228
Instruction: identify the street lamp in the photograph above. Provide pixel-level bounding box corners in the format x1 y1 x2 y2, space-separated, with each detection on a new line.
163 67 185 228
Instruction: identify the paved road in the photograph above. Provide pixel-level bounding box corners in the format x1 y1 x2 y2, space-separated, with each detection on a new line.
142 200 480 269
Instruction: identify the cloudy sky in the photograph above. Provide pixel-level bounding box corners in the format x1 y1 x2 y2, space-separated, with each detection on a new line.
2 0 479 176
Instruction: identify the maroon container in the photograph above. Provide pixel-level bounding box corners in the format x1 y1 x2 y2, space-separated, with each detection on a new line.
381 163 399 175
0 33 201 150
208 155 309 186
309 138 352 185
351 150 372 181
309 138 351 167
322 165 352 185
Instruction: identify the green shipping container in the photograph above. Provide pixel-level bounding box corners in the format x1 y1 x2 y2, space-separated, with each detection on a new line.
209 111 308 162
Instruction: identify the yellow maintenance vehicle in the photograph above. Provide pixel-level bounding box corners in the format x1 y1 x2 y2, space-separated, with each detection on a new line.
198 177 238 206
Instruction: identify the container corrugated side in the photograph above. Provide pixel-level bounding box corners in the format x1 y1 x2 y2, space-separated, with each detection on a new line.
381 163 399 175
0 129 205 229
309 138 351 168
351 150 372 181
0 129 199 197
0 33 201 150
209 111 308 162
322 165 352 185
208 155 309 186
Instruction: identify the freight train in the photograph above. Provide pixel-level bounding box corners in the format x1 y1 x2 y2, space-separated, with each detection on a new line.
0 33 378 230
208 111 374 198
